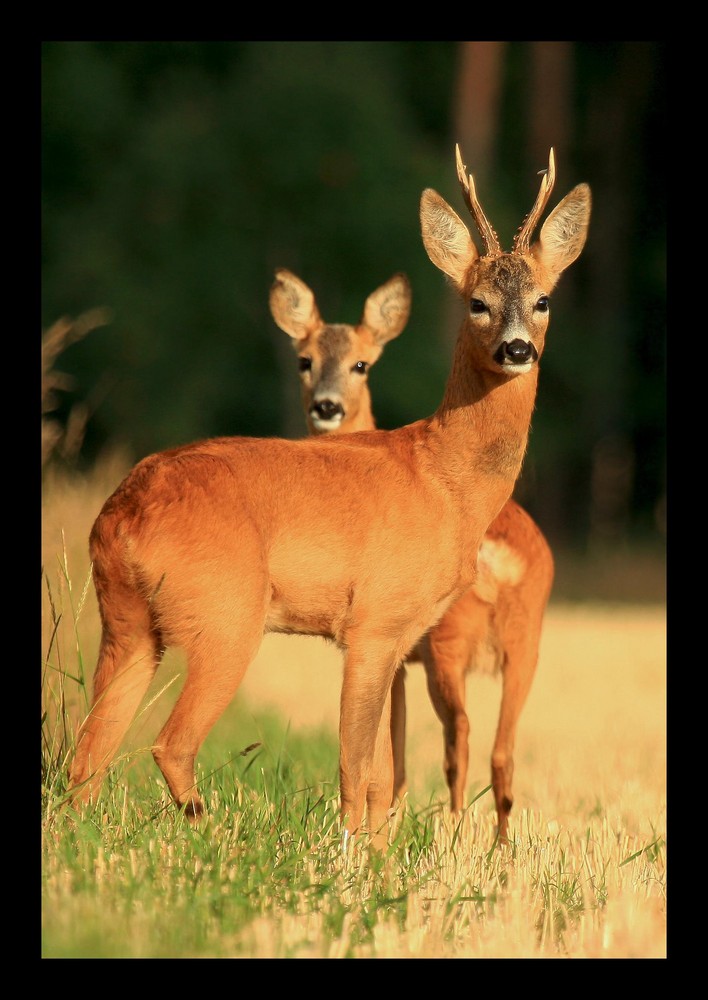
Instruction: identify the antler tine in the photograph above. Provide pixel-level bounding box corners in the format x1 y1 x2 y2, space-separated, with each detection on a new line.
512 148 557 255
455 144 501 257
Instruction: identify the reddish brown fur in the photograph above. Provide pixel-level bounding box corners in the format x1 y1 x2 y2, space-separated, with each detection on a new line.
273 269 554 841
69 149 590 850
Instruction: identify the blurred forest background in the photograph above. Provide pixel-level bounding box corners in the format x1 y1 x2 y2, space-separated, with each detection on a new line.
41 41 666 600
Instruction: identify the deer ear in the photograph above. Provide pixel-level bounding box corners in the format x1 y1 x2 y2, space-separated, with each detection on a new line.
362 273 411 346
532 184 592 287
420 189 479 291
270 269 322 340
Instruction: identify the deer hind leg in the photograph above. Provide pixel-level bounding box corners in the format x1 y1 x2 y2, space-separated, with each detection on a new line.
491 621 542 843
152 632 264 819
390 664 407 805
338 638 400 850
69 581 162 807
419 629 471 814
152 589 267 818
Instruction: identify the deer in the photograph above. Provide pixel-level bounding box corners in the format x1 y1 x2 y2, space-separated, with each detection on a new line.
270 267 555 842
68 146 590 851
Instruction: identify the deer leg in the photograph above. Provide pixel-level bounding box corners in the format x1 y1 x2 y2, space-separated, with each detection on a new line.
390 664 407 805
69 586 161 807
338 639 399 849
367 686 395 851
491 628 540 843
419 630 470 813
152 622 264 818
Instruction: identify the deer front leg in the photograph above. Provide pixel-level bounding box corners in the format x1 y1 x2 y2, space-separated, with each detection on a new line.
390 664 407 805
419 630 471 813
338 640 399 851
366 686 394 850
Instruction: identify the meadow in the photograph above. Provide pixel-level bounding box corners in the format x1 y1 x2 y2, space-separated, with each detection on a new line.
41 457 666 959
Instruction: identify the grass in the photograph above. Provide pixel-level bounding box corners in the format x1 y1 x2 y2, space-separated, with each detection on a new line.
41 461 666 958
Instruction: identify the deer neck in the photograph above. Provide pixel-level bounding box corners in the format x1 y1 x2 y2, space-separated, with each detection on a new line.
424 332 539 522
345 389 377 433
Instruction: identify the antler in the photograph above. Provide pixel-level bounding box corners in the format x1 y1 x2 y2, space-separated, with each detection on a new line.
455 144 501 258
512 148 556 255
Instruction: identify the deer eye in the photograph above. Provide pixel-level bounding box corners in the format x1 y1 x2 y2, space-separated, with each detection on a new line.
535 296 549 313
298 356 312 372
470 299 487 314
352 361 369 374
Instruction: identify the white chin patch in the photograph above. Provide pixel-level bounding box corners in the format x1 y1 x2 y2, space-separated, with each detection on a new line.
312 414 344 431
501 361 534 376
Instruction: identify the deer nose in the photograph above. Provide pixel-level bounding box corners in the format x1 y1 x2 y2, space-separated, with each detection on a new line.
311 399 345 422
494 339 538 366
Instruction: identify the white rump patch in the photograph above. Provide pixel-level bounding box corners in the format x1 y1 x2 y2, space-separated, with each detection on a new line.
477 537 527 591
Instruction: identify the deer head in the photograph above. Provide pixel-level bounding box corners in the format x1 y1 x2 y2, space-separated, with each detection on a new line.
270 269 411 433
420 146 591 378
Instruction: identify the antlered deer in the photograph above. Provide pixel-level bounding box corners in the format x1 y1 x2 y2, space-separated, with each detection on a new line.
271 266 554 842
68 146 590 849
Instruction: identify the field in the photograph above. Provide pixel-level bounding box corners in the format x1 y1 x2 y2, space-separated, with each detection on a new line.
41 459 666 959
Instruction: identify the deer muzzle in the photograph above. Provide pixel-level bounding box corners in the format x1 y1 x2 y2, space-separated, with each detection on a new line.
493 338 538 371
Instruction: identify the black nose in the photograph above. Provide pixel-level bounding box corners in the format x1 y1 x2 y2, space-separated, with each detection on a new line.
311 399 344 421
494 339 538 366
